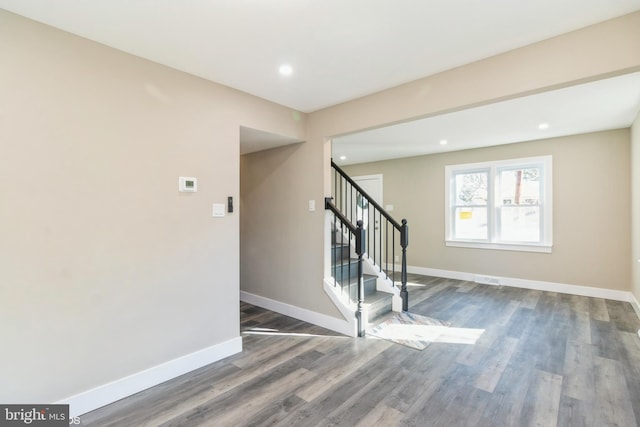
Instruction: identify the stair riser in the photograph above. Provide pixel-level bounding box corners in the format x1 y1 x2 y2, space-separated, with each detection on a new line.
332 270 377 297
331 262 360 282
334 276 377 301
367 298 392 323
330 245 351 263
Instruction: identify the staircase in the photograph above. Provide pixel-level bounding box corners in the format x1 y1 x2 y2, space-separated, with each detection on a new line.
331 232 394 323
325 160 409 337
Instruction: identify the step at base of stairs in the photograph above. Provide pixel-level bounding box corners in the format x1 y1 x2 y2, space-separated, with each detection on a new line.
364 290 393 323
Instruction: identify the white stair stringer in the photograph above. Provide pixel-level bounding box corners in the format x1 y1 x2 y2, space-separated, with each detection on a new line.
325 212 396 334
322 278 359 338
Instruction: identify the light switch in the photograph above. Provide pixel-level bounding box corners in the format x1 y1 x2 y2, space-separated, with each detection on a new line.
212 203 225 217
308 200 315 211
386 204 394 211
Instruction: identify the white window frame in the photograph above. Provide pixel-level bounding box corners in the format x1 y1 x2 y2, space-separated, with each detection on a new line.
445 156 553 253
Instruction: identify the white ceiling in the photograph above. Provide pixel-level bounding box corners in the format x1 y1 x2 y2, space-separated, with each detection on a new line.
2 0 640 113
2 1 640 159
333 72 640 165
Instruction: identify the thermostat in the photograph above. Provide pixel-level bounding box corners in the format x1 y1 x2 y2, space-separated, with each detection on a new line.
178 177 197 192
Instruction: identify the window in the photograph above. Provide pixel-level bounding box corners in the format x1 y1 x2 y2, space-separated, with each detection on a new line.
445 156 552 253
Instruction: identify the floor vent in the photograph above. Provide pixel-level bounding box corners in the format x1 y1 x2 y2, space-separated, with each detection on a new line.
474 275 501 286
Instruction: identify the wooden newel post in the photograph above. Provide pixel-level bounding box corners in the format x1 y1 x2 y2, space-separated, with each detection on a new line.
355 220 366 337
400 219 409 312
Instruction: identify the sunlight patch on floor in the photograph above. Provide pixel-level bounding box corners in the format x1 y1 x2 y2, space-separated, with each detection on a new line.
242 328 348 338
402 282 428 287
372 324 484 345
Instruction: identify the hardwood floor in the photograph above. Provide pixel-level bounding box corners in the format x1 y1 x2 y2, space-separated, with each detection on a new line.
81 274 640 426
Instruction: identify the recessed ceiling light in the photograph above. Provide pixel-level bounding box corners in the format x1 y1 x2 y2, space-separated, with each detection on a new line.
439 140 448 145
538 123 549 130
279 64 293 76
339 155 347 160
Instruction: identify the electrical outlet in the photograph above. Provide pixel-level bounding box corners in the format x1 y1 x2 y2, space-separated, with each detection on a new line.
394 255 399 262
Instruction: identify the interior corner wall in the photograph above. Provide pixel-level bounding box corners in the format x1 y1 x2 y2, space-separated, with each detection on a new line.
342 129 631 291
632 112 640 303
0 10 304 406
239 143 342 318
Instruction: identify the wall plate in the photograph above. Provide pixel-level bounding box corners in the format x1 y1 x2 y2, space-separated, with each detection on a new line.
212 203 225 217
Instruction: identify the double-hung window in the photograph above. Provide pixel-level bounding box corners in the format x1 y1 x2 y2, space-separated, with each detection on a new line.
445 156 552 253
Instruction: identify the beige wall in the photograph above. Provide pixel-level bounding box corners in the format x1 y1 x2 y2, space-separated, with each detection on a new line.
5 6 639 407
240 143 341 317
0 10 304 404
632 112 640 302
343 130 631 290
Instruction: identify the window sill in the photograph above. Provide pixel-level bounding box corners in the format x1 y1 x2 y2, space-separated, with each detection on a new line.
445 240 552 253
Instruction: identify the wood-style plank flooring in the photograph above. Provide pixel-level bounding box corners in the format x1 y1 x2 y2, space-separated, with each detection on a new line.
81 274 640 426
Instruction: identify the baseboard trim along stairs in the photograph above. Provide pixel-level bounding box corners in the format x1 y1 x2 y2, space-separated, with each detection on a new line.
241 290 355 336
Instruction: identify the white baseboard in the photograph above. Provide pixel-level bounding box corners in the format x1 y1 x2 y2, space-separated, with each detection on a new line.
322 280 357 337
57 337 242 418
407 266 474 282
240 290 354 337
407 266 636 303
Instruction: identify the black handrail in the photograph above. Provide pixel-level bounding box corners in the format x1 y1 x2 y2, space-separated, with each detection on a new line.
332 160 402 229
326 198 357 234
331 160 409 311
325 198 367 337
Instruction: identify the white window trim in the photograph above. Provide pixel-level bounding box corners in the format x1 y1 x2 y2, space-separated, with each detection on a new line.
444 156 553 253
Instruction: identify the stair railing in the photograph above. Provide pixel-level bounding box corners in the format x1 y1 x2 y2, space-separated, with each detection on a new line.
325 198 367 337
331 160 409 311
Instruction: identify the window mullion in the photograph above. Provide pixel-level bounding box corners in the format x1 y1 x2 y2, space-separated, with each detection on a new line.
489 166 497 243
